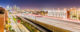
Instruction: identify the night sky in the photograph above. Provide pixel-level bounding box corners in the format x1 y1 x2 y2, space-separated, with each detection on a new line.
0 0 80 8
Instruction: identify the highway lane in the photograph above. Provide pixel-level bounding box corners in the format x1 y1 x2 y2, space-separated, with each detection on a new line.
9 14 21 32
9 14 30 32
17 23 30 32
20 17 52 32
20 14 80 32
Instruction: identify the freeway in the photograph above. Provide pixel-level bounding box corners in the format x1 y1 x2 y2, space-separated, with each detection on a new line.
19 14 80 32
17 23 30 32
20 17 52 32
9 14 30 32
9 14 21 32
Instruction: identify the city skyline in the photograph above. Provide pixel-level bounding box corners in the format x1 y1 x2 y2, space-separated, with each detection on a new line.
0 0 80 8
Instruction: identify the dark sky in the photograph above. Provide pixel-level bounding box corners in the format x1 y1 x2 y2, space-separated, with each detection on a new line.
0 0 80 8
